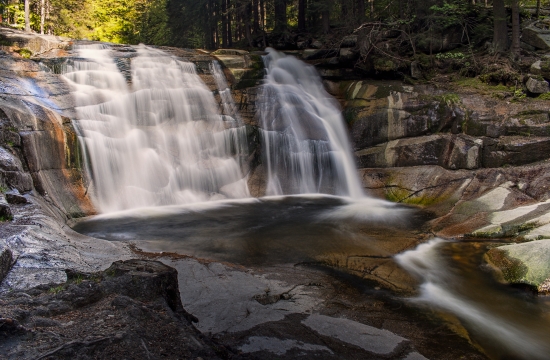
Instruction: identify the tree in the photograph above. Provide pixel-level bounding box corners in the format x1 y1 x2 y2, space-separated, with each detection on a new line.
24 0 30 32
274 0 286 33
493 0 507 51
511 0 520 59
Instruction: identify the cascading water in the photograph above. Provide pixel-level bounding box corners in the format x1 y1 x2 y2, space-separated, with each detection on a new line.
257 48 363 198
63 44 249 213
396 239 550 360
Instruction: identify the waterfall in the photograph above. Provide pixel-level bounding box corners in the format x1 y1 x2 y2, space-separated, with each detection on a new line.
257 48 364 198
63 44 249 213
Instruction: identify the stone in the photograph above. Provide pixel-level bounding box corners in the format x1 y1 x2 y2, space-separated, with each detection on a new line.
355 134 481 170
0 203 13 221
301 314 407 354
522 25 550 50
6 192 28 204
239 336 333 355
340 35 358 48
526 77 550 94
211 49 249 56
310 40 323 49
482 136 550 168
303 48 339 60
339 47 358 62
0 247 14 284
485 240 550 292
0 260 223 359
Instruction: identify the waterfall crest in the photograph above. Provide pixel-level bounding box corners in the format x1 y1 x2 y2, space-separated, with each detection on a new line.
257 48 364 198
63 44 249 213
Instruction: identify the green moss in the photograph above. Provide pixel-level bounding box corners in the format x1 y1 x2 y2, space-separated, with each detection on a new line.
538 93 550 100
15 48 32 59
373 58 395 72
485 248 528 283
49 285 65 294
343 107 358 125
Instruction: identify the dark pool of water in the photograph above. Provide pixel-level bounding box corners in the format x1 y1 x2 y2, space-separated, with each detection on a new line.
73 195 420 266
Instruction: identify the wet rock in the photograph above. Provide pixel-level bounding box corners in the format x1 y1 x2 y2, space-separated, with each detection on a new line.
0 203 13 221
485 240 550 293
5 192 27 204
0 247 14 283
526 77 550 94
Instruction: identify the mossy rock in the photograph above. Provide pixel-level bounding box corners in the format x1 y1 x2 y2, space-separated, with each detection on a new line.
485 240 550 292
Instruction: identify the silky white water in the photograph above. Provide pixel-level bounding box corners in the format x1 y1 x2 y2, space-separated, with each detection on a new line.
257 48 364 198
396 239 550 360
62 44 249 213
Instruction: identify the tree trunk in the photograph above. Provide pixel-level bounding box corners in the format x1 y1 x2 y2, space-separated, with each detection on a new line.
253 0 260 34
222 0 228 47
40 0 45 34
369 0 374 15
274 0 286 33
355 0 365 24
228 0 233 47
536 0 541 18
322 10 329 34
24 0 30 32
298 0 306 32
511 0 520 59
493 0 508 51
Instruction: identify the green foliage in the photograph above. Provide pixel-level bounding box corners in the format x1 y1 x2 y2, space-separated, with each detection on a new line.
48 285 64 294
429 1 470 29
435 52 465 60
15 48 32 58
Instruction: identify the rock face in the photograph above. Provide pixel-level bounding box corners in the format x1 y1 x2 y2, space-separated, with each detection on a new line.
0 260 228 359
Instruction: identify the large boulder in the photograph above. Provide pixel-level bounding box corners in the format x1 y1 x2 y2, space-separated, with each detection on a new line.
522 25 550 51
526 77 550 94
485 240 550 293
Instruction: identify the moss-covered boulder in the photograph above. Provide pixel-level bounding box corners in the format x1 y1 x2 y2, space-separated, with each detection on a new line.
485 240 550 293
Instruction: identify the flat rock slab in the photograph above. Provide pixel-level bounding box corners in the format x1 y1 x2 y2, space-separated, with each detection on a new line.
239 336 333 356
302 314 407 355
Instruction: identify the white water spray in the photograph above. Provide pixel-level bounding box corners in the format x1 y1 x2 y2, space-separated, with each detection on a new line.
63 44 249 213
257 48 364 198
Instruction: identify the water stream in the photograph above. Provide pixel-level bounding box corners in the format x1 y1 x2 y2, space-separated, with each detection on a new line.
397 240 550 360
